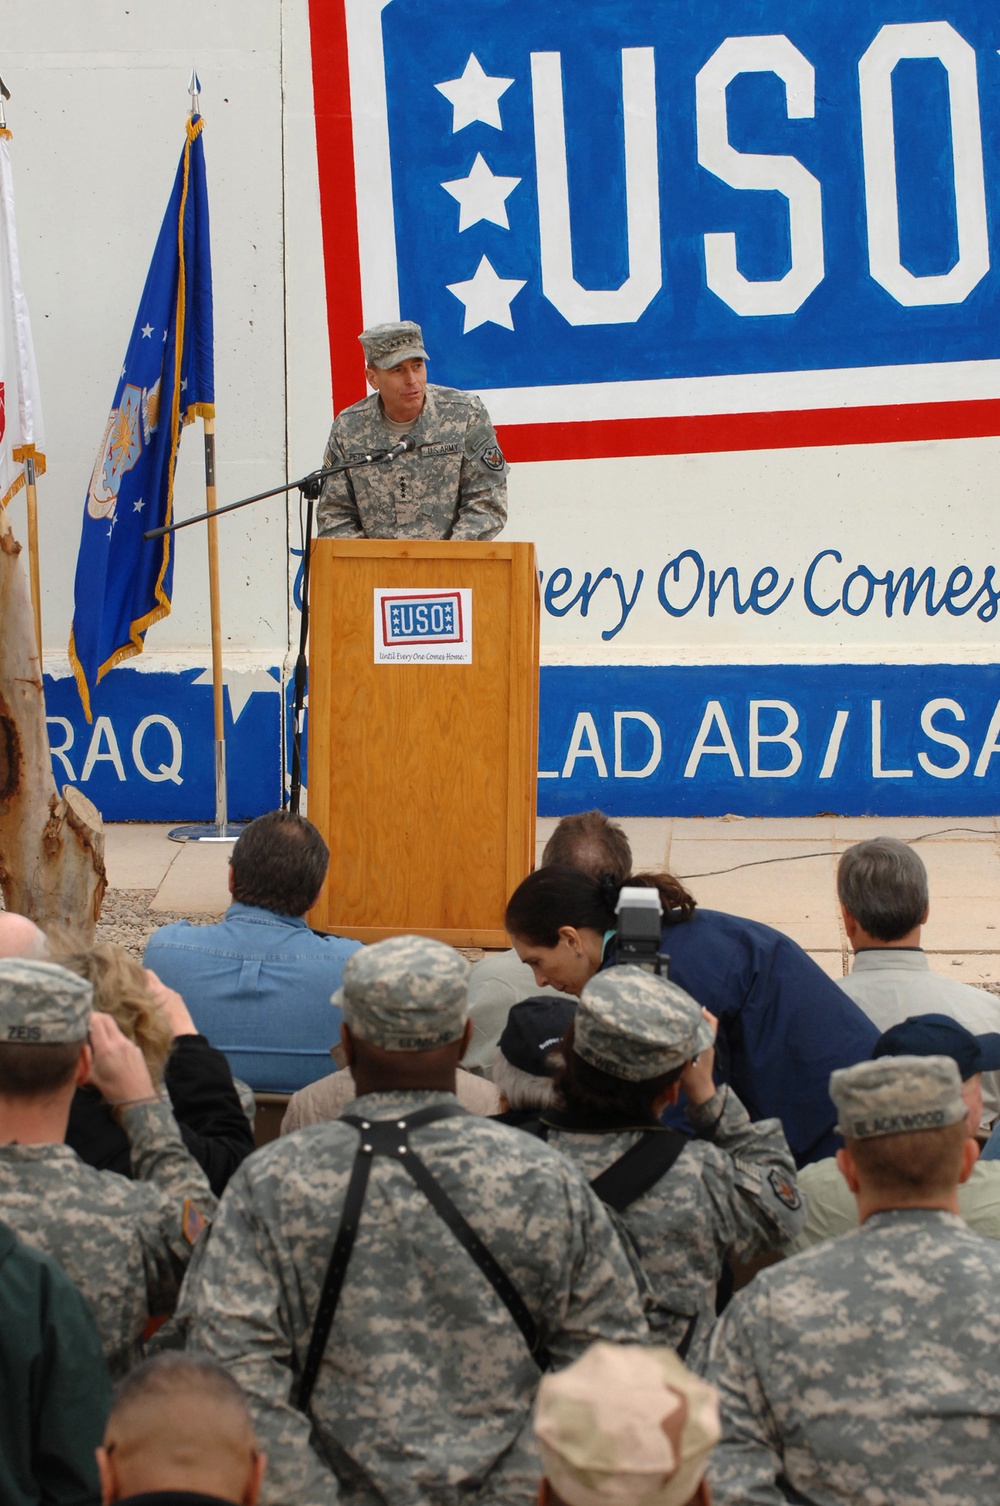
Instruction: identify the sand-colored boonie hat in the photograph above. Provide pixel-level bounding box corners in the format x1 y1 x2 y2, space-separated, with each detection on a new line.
535 1340 720 1506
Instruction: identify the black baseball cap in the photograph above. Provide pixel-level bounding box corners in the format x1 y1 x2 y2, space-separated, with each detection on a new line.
873 1013 1000 1081
498 997 577 1077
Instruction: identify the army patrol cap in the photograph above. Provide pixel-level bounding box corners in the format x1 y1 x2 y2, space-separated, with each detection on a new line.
830 1054 967 1140
535 1341 721 1506
334 935 468 1051
359 320 428 369
575 967 714 1082
0 958 93 1044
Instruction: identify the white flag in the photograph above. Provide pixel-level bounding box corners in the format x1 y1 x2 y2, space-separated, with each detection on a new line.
0 126 45 508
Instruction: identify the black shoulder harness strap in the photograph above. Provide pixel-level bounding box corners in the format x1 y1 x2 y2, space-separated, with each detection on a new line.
520 1117 689 1214
297 1102 551 1413
519 1116 696 1358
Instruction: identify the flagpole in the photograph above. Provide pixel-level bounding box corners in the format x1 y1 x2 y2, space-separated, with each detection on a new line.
166 75 241 844
167 410 240 839
24 451 42 666
204 413 228 829
0 78 43 665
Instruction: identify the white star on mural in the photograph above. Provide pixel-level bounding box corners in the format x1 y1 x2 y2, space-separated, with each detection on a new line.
441 153 521 232
435 55 513 132
446 255 526 333
141 323 154 339
190 666 281 724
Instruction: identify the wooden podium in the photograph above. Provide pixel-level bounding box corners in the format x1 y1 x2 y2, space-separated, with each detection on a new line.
306 540 539 946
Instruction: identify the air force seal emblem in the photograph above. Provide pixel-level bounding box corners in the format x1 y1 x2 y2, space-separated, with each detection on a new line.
86 378 161 520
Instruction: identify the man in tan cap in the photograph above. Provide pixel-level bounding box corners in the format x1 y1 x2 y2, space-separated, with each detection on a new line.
707 1054 1000 1504
316 319 507 540
535 1341 720 1506
0 958 216 1377
180 934 648 1506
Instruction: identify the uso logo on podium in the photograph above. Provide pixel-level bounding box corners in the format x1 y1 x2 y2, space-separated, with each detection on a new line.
373 587 473 664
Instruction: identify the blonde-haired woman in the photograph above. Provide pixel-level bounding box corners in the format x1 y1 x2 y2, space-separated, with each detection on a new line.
49 935 254 1196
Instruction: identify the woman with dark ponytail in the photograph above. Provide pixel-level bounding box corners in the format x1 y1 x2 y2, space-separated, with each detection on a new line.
504 863 880 1165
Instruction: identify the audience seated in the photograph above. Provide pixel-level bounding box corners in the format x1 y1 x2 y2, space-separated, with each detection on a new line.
0 1215 111 1506
491 996 576 1123
47 936 254 1197
179 935 648 1505
791 1013 1000 1249
0 959 216 1377
143 811 362 1093
505 866 879 1164
837 836 1000 1131
535 1341 719 1506
97 1353 265 1506
707 1055 1000 1504
464 811 632 1073
515 967 804 1369
11 808 1000 1506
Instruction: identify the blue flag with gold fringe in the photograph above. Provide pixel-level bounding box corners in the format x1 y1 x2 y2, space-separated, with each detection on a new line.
70 114 213 721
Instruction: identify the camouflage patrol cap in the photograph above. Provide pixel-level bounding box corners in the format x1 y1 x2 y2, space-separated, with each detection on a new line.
575 967 714 1082
830 1054 967 1140
359 320 428 369
535 1341 721 1506
0 958 93 1045
334 935 469 1051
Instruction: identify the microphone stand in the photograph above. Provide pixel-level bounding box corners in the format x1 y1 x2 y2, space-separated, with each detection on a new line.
143 446 409 821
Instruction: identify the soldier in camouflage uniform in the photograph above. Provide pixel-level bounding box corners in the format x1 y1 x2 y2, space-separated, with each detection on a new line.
179 935 648 1506
707 1054 1000 1505
316 320 507 540
518 967 805 1370
0 959 216 1378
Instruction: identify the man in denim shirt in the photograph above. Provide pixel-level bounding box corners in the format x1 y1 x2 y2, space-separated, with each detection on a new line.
144 812 361 1092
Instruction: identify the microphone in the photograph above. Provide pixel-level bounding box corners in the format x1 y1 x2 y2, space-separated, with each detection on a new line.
382 434 416 462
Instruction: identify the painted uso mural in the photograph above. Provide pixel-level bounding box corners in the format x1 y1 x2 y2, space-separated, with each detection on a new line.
7 0 1000 816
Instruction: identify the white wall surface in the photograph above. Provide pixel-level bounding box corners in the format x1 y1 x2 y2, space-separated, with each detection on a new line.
3 0 315 667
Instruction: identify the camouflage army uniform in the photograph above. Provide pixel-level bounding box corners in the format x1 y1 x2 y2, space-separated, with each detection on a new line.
706 1208 1000 1504
316 385 507 540
543 1085 804 1371
0 1100 215 1378
180 1088 649 1506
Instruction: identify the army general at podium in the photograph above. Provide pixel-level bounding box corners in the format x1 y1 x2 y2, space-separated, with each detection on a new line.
316 320 508 541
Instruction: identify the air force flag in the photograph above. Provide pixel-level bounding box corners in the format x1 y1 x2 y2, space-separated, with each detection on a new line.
69 113 213 721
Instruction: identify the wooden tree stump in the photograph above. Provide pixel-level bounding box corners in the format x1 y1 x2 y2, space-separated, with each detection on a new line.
0 506 107 938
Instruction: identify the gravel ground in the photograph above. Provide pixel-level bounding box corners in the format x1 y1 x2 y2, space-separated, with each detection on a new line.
94 889 217 960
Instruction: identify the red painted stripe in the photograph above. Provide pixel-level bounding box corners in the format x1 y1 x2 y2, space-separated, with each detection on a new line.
307 0 367 415
496 398 1000 463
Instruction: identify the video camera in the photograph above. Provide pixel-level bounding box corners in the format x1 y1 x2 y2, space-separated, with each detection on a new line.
614 886 671 977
